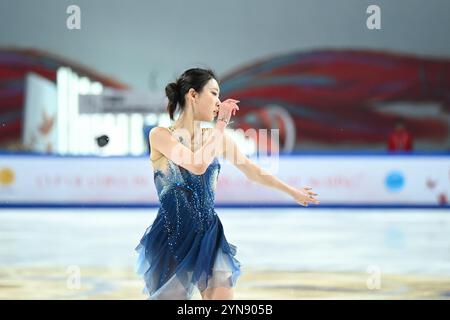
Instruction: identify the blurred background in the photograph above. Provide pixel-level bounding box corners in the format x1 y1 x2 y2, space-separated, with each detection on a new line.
0 0 449 299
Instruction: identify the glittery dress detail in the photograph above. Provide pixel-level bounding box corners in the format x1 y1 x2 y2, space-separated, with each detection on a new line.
135 126 241 299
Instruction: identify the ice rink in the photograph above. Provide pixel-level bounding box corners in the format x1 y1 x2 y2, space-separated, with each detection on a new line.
1 208 449 299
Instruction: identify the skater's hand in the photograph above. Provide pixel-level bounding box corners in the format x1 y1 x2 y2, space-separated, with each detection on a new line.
216 99 239 125
291 186 320 207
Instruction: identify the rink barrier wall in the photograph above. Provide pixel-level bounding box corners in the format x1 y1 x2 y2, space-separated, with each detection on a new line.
0 151 449 209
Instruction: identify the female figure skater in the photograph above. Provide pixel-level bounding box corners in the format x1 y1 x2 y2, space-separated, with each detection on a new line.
135 68 320 300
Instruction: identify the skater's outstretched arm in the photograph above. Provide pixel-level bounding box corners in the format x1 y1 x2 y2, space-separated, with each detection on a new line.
222 133 320 207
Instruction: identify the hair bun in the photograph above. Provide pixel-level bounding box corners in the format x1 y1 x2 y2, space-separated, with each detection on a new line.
165 82 180 103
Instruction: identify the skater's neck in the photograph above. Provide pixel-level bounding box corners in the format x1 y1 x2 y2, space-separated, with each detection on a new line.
171 109 202 141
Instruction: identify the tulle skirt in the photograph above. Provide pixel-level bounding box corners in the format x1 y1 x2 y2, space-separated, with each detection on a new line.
135 209 241 300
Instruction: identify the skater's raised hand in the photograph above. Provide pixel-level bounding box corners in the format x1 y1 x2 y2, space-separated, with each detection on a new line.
215 99 240 125
291 186 320 207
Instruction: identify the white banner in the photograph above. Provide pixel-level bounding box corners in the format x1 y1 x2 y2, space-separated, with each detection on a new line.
22 73 58 153
0 154 448 206
216 155 449 206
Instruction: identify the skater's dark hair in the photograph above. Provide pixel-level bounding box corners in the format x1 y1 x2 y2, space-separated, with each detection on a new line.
165 68 217 120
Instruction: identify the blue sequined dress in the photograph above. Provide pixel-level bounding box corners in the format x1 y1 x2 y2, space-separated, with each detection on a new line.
135 126 241 299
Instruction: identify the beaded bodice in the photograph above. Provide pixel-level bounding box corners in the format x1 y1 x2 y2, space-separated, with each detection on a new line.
151 126 221 235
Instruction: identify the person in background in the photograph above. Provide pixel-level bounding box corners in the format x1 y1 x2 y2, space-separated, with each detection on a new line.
387 117 413 152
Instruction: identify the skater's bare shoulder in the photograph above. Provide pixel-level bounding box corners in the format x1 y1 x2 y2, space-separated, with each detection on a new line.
149 126 205 175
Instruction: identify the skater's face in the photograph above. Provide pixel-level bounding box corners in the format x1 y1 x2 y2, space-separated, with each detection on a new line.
191 78 221 122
